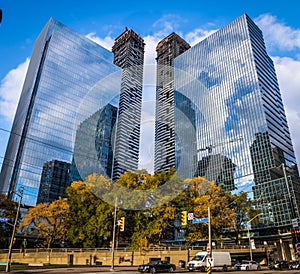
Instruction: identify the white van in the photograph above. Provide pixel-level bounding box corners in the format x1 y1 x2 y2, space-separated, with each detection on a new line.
188 251 231 272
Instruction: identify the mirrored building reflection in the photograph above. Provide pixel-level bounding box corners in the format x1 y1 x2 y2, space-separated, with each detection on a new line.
174 14 300 228
0 18 121 206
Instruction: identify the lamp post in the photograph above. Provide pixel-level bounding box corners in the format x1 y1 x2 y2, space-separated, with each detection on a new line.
247 213 263 261
6 187 23 272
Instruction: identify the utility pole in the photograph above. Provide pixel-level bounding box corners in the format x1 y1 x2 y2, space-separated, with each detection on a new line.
6 187 24 272
207 207 212 274
111 197 117 270
208 206 212 257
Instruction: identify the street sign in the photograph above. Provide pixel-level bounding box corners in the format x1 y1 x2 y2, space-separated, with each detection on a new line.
188 213 194 220
0 217 8 223
207 246 211 253
192 217 208 224
292 218 298 228
295 243 300 252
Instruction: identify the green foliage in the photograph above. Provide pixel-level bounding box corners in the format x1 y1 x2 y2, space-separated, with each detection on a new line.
66 178 114 248
228 191 261 244
0 194 18 248
16 169 259 248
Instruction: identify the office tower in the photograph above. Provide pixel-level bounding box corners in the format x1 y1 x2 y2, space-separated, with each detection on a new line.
37 160 70 203
154 33 190 172
71 104 118 182
0 18 121 206
112 28 145 180
174 14 300 229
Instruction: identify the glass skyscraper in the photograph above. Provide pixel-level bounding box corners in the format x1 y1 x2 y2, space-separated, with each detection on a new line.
174 14 300 229
0 18 121 206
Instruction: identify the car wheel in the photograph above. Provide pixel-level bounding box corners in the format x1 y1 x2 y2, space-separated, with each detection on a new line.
169 267 175 272
200 266 206 272
257 266 261 271
151 268 156 274
246 266 249 271
223 265 228 272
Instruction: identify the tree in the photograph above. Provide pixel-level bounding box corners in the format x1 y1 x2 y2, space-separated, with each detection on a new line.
19 197 69 249
228 191 261 244
175 177 235 245
0 194 18 248
66 178 114 248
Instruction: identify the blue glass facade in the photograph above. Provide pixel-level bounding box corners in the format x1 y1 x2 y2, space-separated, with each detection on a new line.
174 14 300 227
0 18 121 206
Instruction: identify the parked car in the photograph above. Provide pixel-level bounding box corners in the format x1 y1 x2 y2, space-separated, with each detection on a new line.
234 263 241 270
269 260 289 270
240 261 261 271
138 260 176 273
289 261 300 270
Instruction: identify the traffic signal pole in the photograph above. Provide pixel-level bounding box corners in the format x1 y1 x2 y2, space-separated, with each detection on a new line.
111 197 117 271
207 207 212 274
6 187 23 272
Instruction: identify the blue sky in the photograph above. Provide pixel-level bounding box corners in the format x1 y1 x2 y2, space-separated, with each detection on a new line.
0 0 300 173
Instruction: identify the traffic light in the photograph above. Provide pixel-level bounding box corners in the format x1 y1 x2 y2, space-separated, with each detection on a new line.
119 217 125 232
181 211 187 226
109 241 112 248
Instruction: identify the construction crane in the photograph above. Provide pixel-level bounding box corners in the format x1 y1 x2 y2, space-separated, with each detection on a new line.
197 136 243 153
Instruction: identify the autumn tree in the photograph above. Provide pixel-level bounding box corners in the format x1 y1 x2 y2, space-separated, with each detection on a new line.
19 197 69 249
101 168 182 248
176 177 235 245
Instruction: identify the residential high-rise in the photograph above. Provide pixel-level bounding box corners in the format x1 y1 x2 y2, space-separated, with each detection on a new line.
0 18 121 206
112 28 145 180
154 33 190 172
174 14 300 234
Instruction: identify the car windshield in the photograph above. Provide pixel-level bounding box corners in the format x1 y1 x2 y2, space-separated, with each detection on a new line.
192 255 205 261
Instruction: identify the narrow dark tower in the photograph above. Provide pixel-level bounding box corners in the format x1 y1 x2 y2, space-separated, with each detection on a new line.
112 28 145 180
154 32 190 172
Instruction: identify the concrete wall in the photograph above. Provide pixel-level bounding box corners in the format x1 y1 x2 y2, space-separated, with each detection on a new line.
0 248 267 267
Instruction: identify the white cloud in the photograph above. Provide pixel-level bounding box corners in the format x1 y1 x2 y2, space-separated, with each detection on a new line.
0 58 29 122
255 14 300 52
273 56 300 165
85 32 115 51
185 28 217 46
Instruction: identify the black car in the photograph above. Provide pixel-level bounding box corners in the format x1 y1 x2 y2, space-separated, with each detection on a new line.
138 260 176 273
289 261 300 270
269 260 289 270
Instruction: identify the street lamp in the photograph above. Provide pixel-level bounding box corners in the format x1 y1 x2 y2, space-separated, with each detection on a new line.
247 213 263 261
6 187 23 273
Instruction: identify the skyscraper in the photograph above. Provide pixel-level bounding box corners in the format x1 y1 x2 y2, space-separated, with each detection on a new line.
154 33 190 172
0 18 121 206
112 28 145 180
174 14 300 230
37 160 70 203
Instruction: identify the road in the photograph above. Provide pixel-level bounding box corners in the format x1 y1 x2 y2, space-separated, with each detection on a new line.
1 268 299 274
